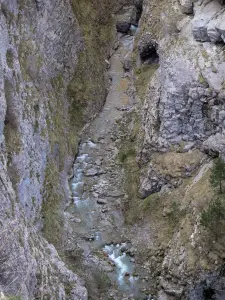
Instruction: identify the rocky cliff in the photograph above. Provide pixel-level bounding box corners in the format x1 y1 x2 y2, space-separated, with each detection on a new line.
0 0 117 298
1 0 225 299
130 0 225 298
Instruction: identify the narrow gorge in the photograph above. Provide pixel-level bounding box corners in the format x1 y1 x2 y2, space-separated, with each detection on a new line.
1 0 225 299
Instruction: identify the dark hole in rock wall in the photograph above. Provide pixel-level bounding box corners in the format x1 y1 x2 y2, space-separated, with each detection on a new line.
203 287 215 299
138 34 159 64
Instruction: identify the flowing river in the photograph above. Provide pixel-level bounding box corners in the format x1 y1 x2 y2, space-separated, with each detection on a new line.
70 34 153 299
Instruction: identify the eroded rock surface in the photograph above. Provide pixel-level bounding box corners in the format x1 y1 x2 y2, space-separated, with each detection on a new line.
2 0 225 299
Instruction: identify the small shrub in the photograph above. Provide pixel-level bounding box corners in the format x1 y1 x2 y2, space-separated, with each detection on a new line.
210 157 225 194
118 147 135 163
200 197 225 239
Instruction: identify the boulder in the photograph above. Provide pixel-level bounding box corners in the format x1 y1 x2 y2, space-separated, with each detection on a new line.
122 51 134 71
115 6 137 33
160 278 184 298
192 0 224 42
202 133 225 158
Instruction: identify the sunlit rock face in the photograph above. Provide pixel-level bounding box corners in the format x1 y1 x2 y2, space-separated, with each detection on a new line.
0 0 117 298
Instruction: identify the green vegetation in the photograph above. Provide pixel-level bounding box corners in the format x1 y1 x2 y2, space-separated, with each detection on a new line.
200 157 225 239
18 39 43 81
201 49 209 61
118 147 136 163
6 49 14 69
41 0 116 250
93 271 111 292
41 162 64 247
135 63 159 102
200 197 225 239
210 157 225 194
116 112 141 224
69 0 115 125
199 74 205 84
222 80 225 89
7 296 22 300
198 73 208 86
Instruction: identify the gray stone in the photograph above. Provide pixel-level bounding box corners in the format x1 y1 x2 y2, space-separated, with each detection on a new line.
85 168 100 176
203 133 225 157
160 278 184 297
115 6 137 33
192 0 225 43
97 198 108 205
179 0 193 14
95 159 102 166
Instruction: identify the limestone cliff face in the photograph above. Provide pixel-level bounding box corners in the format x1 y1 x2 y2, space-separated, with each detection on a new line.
0 0 116 298
131 0 225 298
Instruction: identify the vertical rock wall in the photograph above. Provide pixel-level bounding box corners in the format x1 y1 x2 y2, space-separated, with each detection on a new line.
0 0 117 298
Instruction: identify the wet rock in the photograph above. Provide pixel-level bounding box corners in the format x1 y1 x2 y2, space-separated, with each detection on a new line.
116 22 131 34
115 6 137 33
120 243 129 252
126 246 136 257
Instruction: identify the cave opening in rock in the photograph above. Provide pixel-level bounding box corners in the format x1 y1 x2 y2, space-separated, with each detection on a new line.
139 43 159 65
203 287 215 300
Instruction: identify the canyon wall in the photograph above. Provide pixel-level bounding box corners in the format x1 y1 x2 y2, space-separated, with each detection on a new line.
0 0 117 298
1 0 225 299
128 0 225 298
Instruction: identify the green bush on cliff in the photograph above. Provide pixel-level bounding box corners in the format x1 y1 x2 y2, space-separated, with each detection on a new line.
200 197 225 239
210 157 225 194
200 157 225 238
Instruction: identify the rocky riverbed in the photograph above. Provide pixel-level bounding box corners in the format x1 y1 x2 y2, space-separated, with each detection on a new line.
65 33 153 299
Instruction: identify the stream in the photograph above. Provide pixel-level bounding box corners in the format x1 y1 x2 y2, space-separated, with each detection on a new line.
70 34 152 299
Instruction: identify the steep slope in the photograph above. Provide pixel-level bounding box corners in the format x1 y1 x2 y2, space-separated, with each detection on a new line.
2 0 225 299
0 0 117 298
123 0 225 298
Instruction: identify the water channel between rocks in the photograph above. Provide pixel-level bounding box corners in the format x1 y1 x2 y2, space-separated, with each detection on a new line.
70 34 152 299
